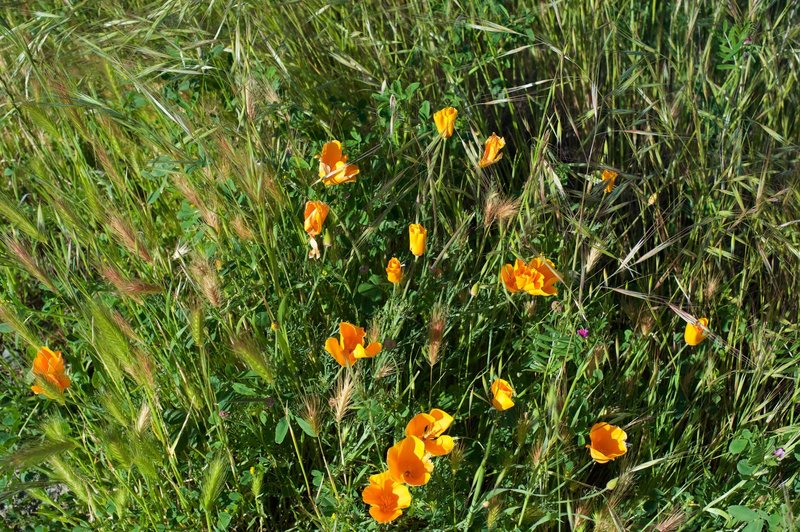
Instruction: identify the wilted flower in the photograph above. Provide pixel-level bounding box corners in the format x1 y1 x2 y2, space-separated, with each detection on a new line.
405 409 454 456
684 317 709 346
433 107 458 139
386 257 403 284
304 201 329 260
586 422 628 463
387 436 433 486
601 169 618 193
491 379 514 411
409 224 427 257
318 141 359 186
501 258 560 296
303 201 329 237
362 471 412 523
324 322 382 367
31 346 70 399
479 133 505 168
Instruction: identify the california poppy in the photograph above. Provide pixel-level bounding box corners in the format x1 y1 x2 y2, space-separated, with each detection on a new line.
324 322 382 367
405 408 454 456
31 346 70 399
387 436 433 486
362 471 412 523
409 224 427 257
491 379 514 411
304 201 328 237
318 141 359 186
501 257 559 296
684 317 709 346
304 201 329 259
386 257 403 284
479 133 505 168
586 422 627 463
434 107 458 139
601 169 618 193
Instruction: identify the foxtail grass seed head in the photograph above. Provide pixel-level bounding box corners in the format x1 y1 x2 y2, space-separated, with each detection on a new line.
449 441 465 474
585 244 603 273
231 216 254 240
201 457 229 514
427 304 447 366
483 190 519 229
329 373 355 423
373 359 396 380
189 258 222 308
107 215 153 263
3 235 57 292
300 395 322 437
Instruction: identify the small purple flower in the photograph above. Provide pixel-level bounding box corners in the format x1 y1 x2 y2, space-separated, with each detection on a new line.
774 448 785 460
577 328 589 339
219 410 230 420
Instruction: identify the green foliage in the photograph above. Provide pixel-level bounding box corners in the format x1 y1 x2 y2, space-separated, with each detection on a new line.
1 0 799 530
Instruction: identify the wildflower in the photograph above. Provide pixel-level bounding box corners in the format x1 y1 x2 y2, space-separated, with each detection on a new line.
324 322 382 367
386 257 403 284
318 141 359 186
491 379 514 411
601 169 618 193
409 224 427 257
31 346 70 399
303 201 328 237
774 448 785 460
479 133 505 168
433 107 458 139
684 317 709 346
406 409 454 456
387 436 433 486
304 201 329 259
362 471 412 523
586 422 628 463
501 257 560 296
577 328 589 338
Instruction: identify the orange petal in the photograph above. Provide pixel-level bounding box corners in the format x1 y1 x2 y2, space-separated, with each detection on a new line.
324 337 347 366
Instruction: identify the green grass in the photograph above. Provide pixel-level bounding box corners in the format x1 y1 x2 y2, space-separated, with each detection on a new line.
1 1 799 530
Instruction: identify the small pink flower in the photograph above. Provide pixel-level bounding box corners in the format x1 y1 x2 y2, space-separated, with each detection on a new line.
577 328 589 338
774 448 785 460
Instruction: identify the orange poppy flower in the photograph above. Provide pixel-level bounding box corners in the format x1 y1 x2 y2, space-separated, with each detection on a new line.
409 224 427 257
324 322 382 367
500 257 559 296
684 317 709 346
586 422 628 463
303 201 329 237
387 436 433 486
318 141 359 186
405 408 454 456
491 379 514 411
31 346 70 399
386 257 403 284
362 471 412 523
479 133 505 168
433 107 458 139
601 169 618 193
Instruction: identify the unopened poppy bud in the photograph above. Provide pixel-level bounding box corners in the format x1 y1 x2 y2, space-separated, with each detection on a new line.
323 229 333 248
470 283 480 297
